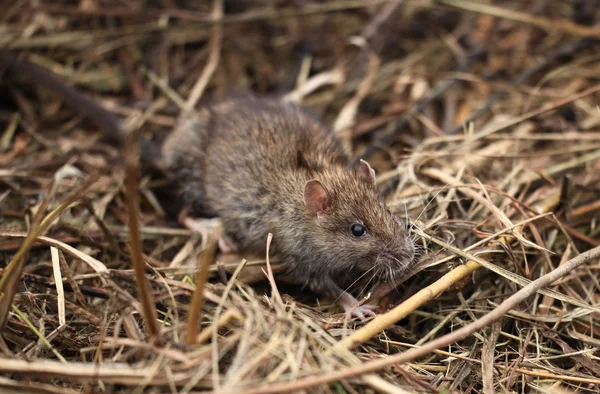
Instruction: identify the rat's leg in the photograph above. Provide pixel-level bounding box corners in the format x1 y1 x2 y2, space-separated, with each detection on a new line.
217 236 239 254
181 216 239 253
337 292 377 319
309 276 377 319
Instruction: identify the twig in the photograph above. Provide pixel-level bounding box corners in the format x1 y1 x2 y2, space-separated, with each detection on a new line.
0 51 125 145
481 322 501 394
185 0 223 110
0 357 196 385
333 260 480 351
239 245 600 394
264 233 284 313
283 68 344 103
0 177 97 331
211 258 249 391
36 0 396 24
438 0 600 38
11 304 67 363
50 247 66 327
415 228 598 312
334 50 380 155
0 377 78 394
196 309 244 344
446 38 589 135
124 123 162 344
361 49 483 159
0 231 107 273
186 233 219 345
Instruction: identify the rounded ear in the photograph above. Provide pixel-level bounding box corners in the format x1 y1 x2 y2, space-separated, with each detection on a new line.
304 180 329 215
358 159 376 186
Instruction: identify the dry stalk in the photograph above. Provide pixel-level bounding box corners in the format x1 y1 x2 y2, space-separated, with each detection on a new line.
241 245 600 394
186 233 219 345
2 2 600 392
439 0 600 38
334 259 480 351
333 168 571 352
124 124 162 344
185 0 223 110
0 177 96 331
50 247 66 327
334 50 380 154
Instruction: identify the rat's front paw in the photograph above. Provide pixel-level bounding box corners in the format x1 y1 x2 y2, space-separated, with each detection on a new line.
345 304 377 320
336 291 377 319
218 235 239 254
183 217 239 253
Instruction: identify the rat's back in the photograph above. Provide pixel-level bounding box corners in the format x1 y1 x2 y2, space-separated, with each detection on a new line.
162 97 348 236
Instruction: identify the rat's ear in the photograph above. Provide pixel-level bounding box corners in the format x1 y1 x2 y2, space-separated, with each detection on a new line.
358 159 376 186
304 180 329 215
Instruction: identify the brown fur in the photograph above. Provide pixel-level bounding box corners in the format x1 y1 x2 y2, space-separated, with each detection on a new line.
163 97 415 304
0 51 415 313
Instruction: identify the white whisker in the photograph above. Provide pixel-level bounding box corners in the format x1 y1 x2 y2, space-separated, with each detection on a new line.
411 182 451 231
356 269 377 300
388 263 396 285
403 200 409 229
335 265 376 303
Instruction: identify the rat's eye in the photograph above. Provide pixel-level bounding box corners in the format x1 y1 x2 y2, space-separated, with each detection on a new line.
350 223 367 237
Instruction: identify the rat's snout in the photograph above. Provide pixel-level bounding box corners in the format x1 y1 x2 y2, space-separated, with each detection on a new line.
382 234 416 272
393 243 415 266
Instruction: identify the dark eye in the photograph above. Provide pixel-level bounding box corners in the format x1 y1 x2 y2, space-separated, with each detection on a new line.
350 223 367 237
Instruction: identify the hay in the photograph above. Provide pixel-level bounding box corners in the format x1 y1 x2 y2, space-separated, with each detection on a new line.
1 1 600 393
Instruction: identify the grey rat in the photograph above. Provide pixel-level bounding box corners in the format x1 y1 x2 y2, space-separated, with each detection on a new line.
1 52 416 318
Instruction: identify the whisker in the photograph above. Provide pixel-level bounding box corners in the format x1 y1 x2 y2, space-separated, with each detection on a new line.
388 263 396 285
335 265 376 303
403 200 409 229
356 269 377 300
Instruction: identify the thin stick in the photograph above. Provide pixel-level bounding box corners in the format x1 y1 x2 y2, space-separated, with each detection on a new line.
124 125 162 344
333 260 480 351
36 0 396 24
239 245 600 394
211 258 249 391
361 49 482 159
185 0 223 110
445 38 588 135
0 177 96 331
438 0 600 38
50 247 66 327
467 84 600 142
186 233 218 345
264 233 284 309
11 304 67 363
0 231 107 273
195 309 243 344
0 357 193 385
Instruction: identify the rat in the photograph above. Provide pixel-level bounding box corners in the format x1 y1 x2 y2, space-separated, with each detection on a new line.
0 51 416 318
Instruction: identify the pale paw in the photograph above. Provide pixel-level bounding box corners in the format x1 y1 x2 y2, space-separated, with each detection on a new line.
184 217 222 234
183 217 223 246
345 304 377 320
218 235 239 254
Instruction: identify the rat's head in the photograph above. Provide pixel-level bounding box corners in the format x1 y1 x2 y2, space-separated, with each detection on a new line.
302 160 416 282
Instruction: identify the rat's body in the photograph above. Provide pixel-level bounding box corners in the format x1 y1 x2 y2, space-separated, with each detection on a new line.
1 52 416 317
163 99 415 314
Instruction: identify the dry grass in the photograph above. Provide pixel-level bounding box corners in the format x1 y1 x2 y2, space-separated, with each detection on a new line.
1 1 600 393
